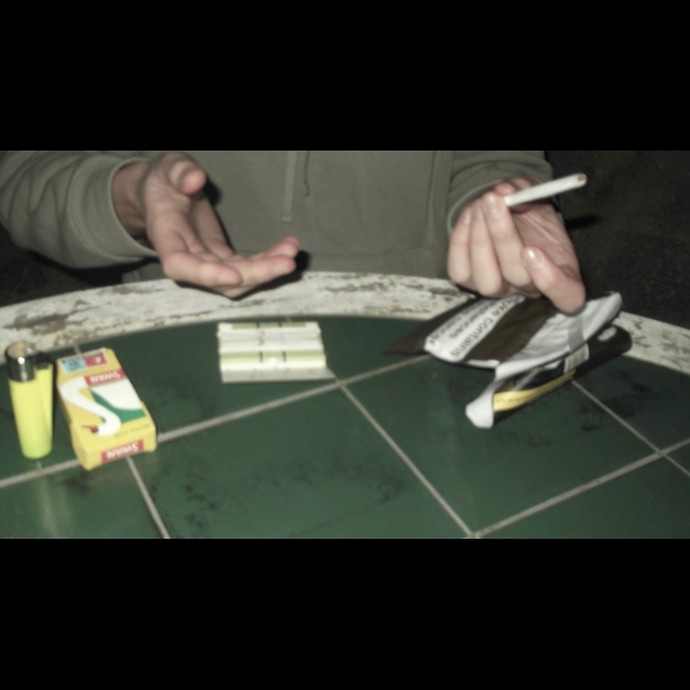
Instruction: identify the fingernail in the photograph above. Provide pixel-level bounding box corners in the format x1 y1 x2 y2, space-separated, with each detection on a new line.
523 247 544 268
484 193 503 218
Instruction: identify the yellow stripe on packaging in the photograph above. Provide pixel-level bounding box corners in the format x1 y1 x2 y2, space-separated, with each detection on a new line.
492 371 575 412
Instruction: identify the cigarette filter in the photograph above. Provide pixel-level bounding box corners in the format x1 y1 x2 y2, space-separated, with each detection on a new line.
218 321 334 383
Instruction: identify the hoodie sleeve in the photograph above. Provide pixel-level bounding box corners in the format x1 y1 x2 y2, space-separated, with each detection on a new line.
0 151 158 268
447 151 554 232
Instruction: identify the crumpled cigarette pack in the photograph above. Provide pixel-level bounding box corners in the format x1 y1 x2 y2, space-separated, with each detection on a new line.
56 348 157 470
388 293 631 429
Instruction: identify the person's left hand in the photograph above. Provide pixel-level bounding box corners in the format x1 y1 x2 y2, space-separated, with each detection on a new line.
447 178 586 313
113 152 300 299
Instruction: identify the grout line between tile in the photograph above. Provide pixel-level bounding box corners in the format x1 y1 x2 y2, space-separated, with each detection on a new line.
1 360 427 491
156 359 429 446
575 380 690 483
475 450 665 538
0 459 81 490
667 457 690 480
342 356 431 385
571 380 662 452
662 437 690 455
338 383 473 536
157 381 342 444
126 457 171 539
659 437 690 479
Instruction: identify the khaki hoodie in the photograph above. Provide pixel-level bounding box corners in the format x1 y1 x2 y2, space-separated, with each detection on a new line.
0 151 552 281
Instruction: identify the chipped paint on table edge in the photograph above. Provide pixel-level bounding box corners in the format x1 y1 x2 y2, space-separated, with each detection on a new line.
1 272 689 376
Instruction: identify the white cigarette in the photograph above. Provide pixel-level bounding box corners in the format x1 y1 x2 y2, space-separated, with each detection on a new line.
504 173 587 208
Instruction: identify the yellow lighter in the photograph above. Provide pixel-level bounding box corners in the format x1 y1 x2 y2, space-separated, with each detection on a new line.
5 341 53 459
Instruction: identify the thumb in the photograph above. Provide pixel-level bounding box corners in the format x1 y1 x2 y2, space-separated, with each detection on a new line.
163 153 207 197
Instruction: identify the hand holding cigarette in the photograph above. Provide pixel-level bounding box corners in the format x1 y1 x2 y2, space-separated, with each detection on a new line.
447 174 588 314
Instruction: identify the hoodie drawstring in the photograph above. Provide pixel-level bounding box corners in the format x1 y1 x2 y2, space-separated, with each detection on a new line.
282 151 311 223
302 151 311 197
282 151 298 223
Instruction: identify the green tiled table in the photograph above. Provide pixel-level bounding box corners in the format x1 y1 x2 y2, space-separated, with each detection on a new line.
1 273 689 539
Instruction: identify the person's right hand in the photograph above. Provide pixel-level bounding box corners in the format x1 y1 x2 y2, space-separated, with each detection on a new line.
447 178 586 314
112 152 300 298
